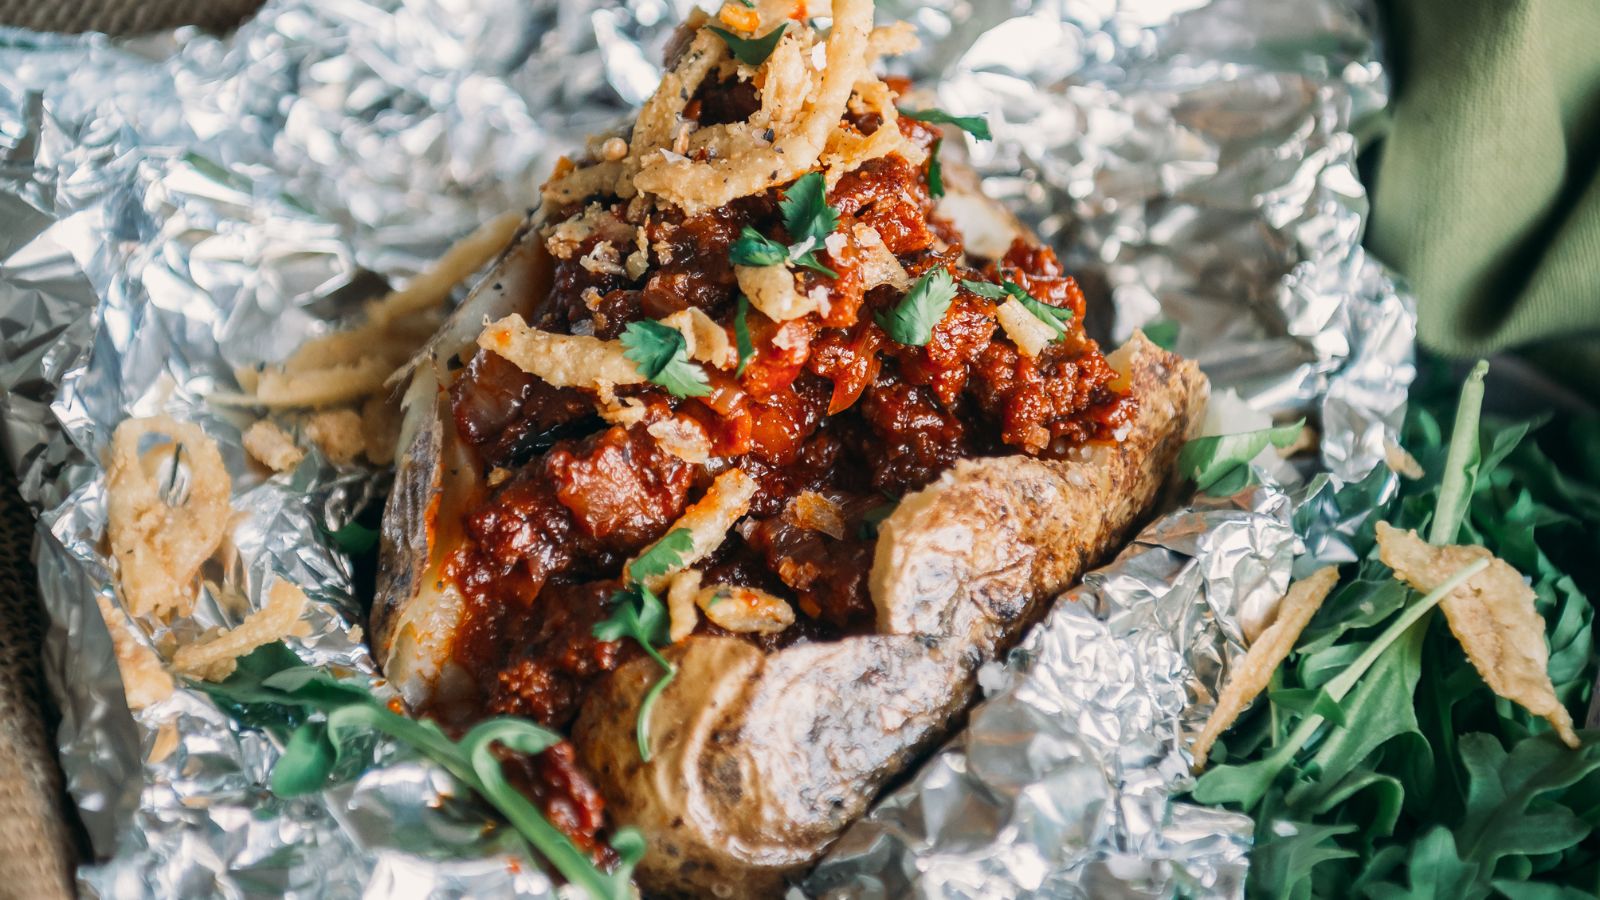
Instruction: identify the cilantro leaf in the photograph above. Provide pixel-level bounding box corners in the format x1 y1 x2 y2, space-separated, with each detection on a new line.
708 24 787 66
927 136 945 197
877 268 957 346
594 527 692 761
1177 419 1305 494
734 295 755 376
898 107 992 141
965 278 1073 340
620 320 711 398
730 227 789 267
779 172 839 246
729 173 841 279
960 279 1006 300
1012 287 1073 336
628 528 694 585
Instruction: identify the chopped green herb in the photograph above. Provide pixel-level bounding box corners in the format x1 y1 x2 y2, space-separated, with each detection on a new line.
730 227 790 268
898 107 992 141
628 528 694 585
734 295 755 377
329 520 379 555
778 171 839 247
927 137 945 197
200 644 642 900
708 23 787 66
1142 317 1180 351
1177 419 1306 495
960 279 1007 300
620 320 711 398
877 268 958 346
593 527 692 760
963 278 1074 340
728 173 841 278
734 0 754 6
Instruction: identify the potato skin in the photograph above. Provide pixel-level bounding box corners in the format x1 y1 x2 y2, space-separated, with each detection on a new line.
573 635 967 898
576 333 1207 896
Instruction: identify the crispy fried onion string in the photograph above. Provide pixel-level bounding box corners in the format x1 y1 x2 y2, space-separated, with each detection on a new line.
545 0 901 215
1189 567 1340 772
172 580 313 682
106 415 233 620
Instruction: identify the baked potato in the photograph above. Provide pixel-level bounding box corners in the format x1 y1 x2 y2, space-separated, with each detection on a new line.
370 1 1208 896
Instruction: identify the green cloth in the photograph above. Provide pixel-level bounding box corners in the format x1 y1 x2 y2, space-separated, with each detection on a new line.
1367 0 1600 391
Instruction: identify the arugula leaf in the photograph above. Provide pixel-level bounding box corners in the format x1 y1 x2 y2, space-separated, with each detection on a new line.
708 24 787 66
620 320 711 398
1363 828 1481 900
1270 687 1349 727
734 295 755 376
730 227 790 267
1248 819 1358 900
927 137 945 197
1177 419 1305 494
272 720 338 796
877 268 957 346
1454 733 1600 872
897 107 992 140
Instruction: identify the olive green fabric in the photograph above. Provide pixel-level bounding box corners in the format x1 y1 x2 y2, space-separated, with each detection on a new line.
1368 0 1600 392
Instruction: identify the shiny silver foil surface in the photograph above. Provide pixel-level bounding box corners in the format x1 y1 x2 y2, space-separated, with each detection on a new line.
0 0 1415 897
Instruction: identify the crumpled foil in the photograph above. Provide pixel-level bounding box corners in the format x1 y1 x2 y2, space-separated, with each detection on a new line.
0 0 1415 897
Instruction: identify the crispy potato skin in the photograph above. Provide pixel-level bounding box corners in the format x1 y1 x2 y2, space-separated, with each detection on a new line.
575 333 1207 897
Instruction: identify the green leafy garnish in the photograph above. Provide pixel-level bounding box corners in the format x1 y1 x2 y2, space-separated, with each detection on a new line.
730 227 789 267
877 268 957 346
1177 419 1306 495
1189 356 1600 899
593 528 693 760
708 23 787 66
859 501 897 539
728 172 840 278
778 171 839 247
198 644 642 900
963 278 1073 338
898 107 992 141
1142 317 1180 351
628 528 695 585
734 295 755 377
927 137 945 198
620 320 711 398
329 520 379 555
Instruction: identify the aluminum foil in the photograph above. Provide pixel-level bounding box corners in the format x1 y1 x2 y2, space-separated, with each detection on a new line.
0 0 1416 897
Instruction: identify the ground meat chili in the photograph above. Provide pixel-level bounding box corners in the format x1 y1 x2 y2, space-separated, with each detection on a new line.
433 80 1135 856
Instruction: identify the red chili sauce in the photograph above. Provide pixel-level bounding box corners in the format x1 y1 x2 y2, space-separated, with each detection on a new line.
434 77 1134 853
